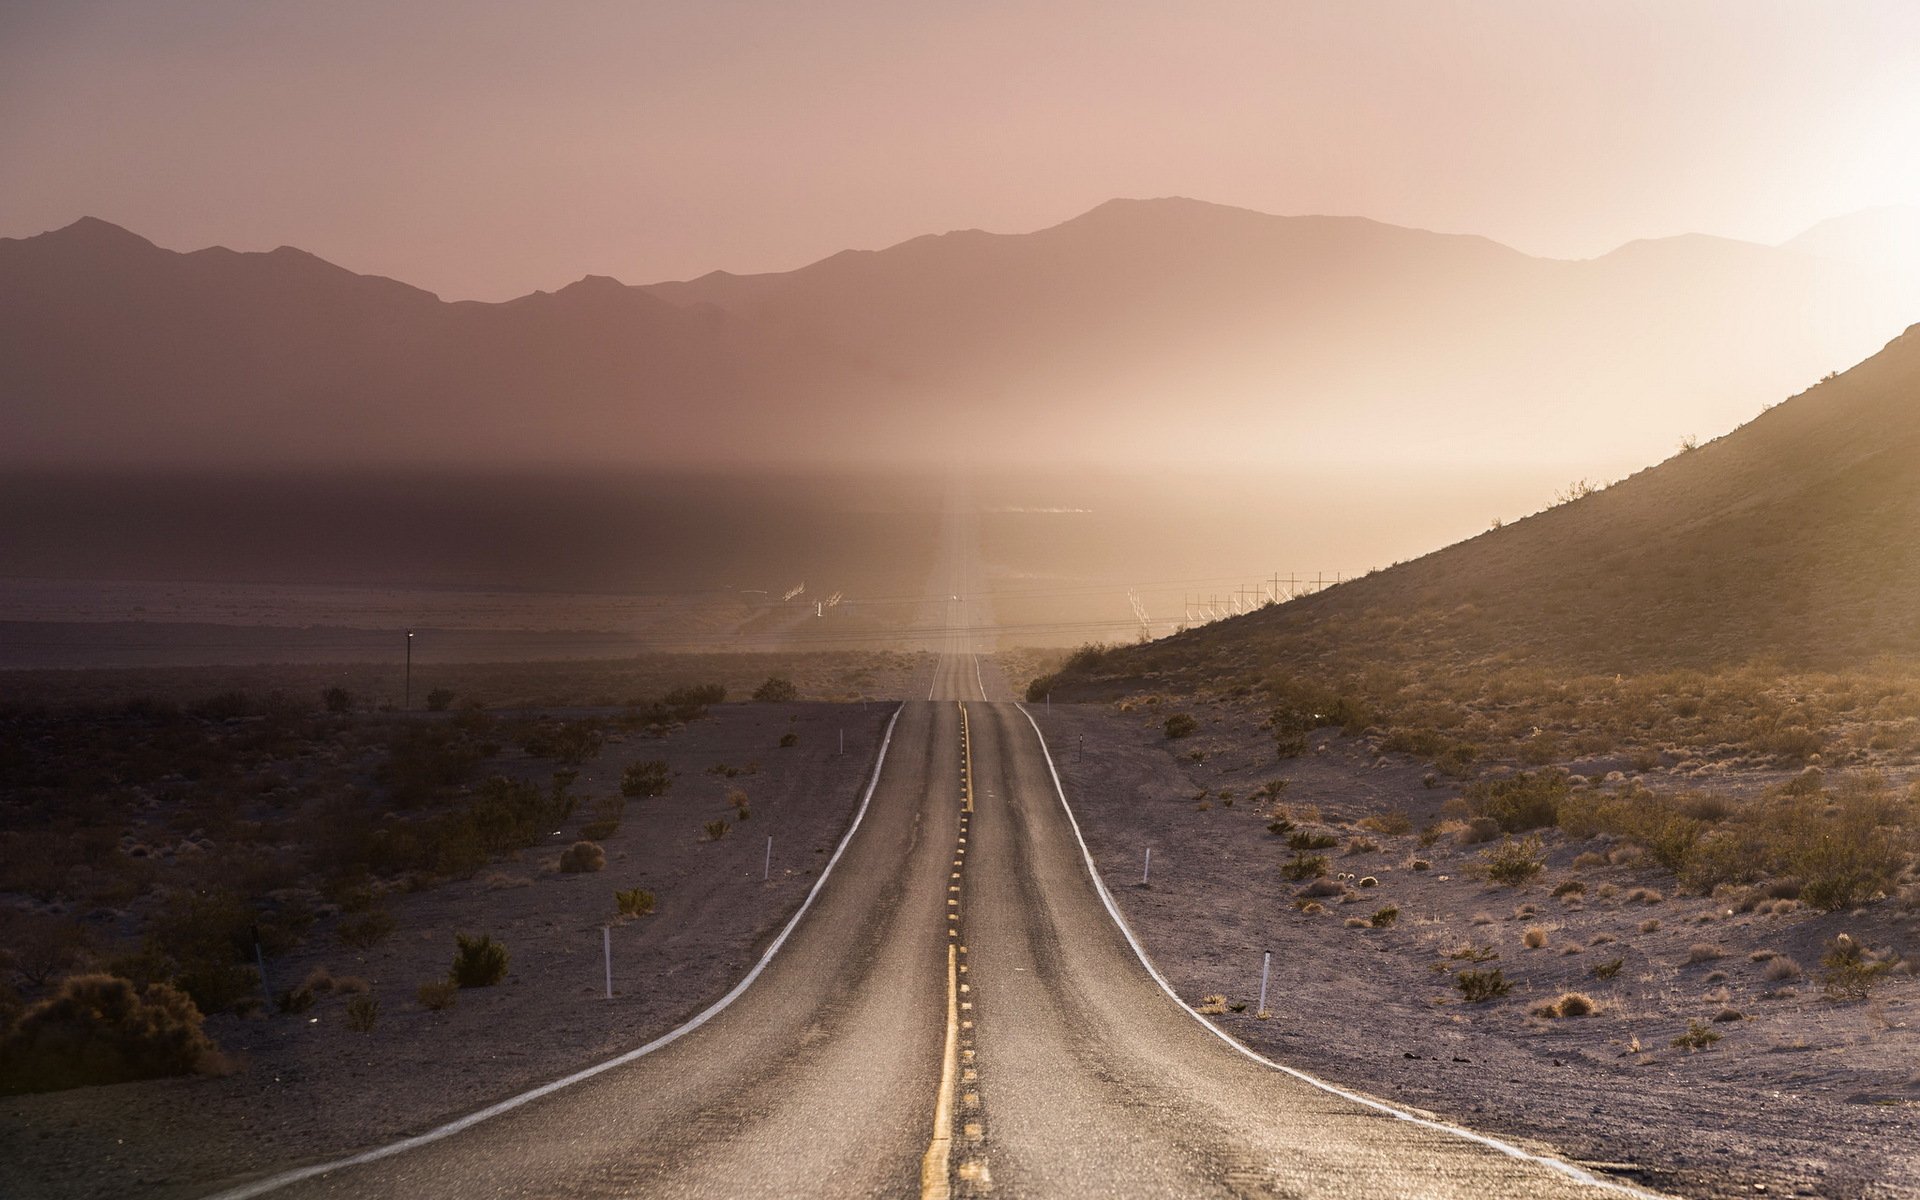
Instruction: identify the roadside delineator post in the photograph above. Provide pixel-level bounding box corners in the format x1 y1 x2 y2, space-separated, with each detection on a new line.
764 836 773 881
1141 848 1152 886
1256 951 1271 1018
603 926 613 1000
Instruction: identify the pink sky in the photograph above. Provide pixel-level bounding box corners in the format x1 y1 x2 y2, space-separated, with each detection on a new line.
5 0 1920 300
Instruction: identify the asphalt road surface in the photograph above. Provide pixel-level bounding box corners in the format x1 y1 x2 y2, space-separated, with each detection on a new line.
207 497 1653 1198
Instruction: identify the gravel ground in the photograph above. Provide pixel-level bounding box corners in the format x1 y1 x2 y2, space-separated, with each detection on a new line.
1 700 896 1200
1033 701 1920 1200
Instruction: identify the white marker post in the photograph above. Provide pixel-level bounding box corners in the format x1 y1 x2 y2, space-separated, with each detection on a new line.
1141 847 1152 885
1256 951 1271 1018
764 836 773 881
602 926 613 1000
839 728 844 755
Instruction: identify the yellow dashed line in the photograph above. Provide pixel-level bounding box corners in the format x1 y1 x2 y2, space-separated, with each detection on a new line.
919 942 960 1200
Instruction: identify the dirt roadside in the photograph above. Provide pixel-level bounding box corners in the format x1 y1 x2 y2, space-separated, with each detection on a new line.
1 700 897 1200
1032 701 1920 1200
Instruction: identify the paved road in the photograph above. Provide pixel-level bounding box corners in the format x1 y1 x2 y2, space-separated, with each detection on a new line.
209 493 1651 1198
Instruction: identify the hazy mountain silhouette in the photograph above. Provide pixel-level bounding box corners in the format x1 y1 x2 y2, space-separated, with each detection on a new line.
6 201 1920 469
644 198 1920 468
1052 320 1920 678
0 218 883 465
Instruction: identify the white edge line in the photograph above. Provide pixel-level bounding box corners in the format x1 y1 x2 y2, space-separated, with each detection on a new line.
204 703 907 1200
1013 703 1672 1200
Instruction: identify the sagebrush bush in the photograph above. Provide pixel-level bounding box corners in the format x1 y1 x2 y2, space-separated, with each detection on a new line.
615 887 656 917
1164 713 1198 739
416 980 458 1011
1522 926 1548 949
1455 968 1512 1003
1820 934 1894 1001
0 975 218 1094
344 995 379 1033
1481 836 1545 887
752 676 798 703
621 760 672 799
1590 957 1624 980
1672 1018 1721 1050
1467 772 1567 832
704 818 732 841
450 934 509 988
1532 991 1598 1018
337 909 396 949
559 841 606 873
1282 854 1328 882
1370 905 1399 928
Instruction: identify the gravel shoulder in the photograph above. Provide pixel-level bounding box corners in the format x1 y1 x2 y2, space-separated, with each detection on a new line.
1 700 896 1200
1033 702 1920 1200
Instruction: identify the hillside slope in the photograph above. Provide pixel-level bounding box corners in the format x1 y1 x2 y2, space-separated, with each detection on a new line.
1056 323 1920 683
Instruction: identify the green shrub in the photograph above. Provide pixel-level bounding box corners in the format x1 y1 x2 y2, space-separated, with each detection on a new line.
753 677 798 703
416 980 458 1011
1286 831 1338 851
579 817 619 841
615 887 656 918
621 760 672 799
559 841 606 873
337 909 396 949
275 985 316 1014
0 975 218 1094
423 688 455 712
663 684 725 720
704 819 732 841
1819 934 1894 1001
1369 905 1399 928
450 934 509 988
1163 713 1198 739
778 731 799 748
323 686 353 713
1590 957 1624 980
1481 836 1545 887
1455 968 1511 1003
1281 854 1328 881
1672 1019 1721 1050
1466 772 1567 833
344 994 378 1032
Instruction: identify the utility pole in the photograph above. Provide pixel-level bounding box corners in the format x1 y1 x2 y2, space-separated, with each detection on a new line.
405 629 413 711
1267 573 1282 604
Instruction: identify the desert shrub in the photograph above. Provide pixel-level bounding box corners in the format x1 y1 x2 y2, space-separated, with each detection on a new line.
1359 810 1412 835
143 888 261 1014
520 720 604 766
621 760 672 799
337 909 396 949
1455 968 1512 1003
344 994 379 1033
663 684 725 720
559 841 606 873
1298 877 1346 898
704 819 732 841
615 887 655 918
1678 827 1763 893
1287 831 1338 852
1550 880 1586 898
1269 707 1313 758
1345 837 1379 856
0 912 95 989
1522 926 1548 949
1590 957 1624 980
1282 854 1328 882
1764 956 1804 982
1672 1019 1721 1050
753 676 798 703
1163 713 1198 739
274 985 315 1014
778 731 799 748
1024 674 1058 703
1458 817 1502 845
1370 905 1399 928
416 980 458 1011
450 934 509 988
1820 934 1894 1001
0 975 218 1094
425 688 456 712
323 687 353 713
1481 836 1545 887
380 726 488 805
1265 817 1295 836
1685 942 1725 965
579 795 625 842
1466 772 1567 833
1533 991 1598 1018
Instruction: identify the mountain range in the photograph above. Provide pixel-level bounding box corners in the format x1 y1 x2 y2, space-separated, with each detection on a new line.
5 199 1920 469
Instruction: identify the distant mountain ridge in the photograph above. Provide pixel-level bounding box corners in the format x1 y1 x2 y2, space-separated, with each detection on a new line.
5 200 1920 468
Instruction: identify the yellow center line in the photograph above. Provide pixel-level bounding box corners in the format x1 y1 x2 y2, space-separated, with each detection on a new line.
920 942 960 1200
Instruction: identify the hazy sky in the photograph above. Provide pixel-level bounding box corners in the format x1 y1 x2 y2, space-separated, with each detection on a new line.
6 0 1920 300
